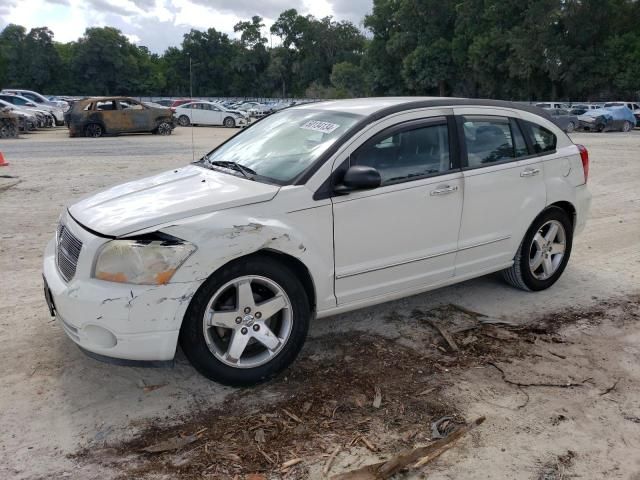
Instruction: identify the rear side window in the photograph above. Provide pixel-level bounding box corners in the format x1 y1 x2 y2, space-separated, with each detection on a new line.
524 121 557 154
461 116 527 168
351 121 451 185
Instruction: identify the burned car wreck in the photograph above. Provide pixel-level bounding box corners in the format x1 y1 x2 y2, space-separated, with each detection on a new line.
67 97 176 137
0 107 19 138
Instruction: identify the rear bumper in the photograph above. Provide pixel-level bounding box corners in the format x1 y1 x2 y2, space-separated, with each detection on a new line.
574 184 591 236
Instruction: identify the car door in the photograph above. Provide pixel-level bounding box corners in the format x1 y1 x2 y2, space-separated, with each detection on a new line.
188 103 205 123
118 99 151 132
209 105 225 125
453 108 547 277
93 100 121 132
332 114 463 305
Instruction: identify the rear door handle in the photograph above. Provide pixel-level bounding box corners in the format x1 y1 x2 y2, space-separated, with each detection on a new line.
520 168 540 177
430 185 458 196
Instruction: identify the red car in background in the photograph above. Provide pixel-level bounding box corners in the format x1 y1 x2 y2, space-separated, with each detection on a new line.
170 99 195 110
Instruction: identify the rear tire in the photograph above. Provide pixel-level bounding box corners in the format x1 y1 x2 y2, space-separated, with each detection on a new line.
622 121 632 132
566 121 575 133
180 256 311 386
85 123 103 138
502 208 573 291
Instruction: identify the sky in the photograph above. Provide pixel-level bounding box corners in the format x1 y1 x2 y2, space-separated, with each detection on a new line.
0 0 373 53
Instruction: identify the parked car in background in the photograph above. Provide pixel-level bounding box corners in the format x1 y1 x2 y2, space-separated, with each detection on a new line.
154 99 174 107
1 89 68 123
578 106 636 132
232 101 273 117
43 97 591 385
0 94 59 126
174 101 248 128
170 98 196 109
0 100 38 131
0 107 20 138
536 102 570 110
67 97 176 137
548 108 579 132
569 104 601 115
605 102 640 127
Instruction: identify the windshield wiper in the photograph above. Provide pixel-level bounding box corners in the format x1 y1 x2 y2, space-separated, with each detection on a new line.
206 159 256 180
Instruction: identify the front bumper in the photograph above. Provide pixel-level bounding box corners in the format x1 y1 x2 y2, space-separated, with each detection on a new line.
42 216 201 361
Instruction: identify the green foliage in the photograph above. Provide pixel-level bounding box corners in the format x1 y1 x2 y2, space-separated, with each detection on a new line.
0 1 639 100
331 62 367 97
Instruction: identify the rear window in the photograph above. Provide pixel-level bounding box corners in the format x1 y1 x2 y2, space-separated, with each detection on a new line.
461 116 528 167
524 121 556 154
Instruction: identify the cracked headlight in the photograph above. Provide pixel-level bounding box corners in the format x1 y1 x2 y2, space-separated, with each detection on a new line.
94 234 196 285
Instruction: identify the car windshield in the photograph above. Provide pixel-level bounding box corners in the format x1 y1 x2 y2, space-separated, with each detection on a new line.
201 108 362 184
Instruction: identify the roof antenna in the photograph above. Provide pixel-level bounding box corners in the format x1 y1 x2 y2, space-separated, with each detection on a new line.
189 53 195 163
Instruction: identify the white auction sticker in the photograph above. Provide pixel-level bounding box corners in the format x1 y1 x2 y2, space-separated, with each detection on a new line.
300 120 340 134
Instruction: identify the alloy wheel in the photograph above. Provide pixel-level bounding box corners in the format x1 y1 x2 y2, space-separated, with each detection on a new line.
202 275 293 368
157 122 172 135
529 220 566 280
85 124 102 138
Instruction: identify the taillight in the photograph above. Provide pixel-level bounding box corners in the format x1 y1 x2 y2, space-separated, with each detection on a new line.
577 144 589 183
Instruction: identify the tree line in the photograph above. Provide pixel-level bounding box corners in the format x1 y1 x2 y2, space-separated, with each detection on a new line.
0 0 638 101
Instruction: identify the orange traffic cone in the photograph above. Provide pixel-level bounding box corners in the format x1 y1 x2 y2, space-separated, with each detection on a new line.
0 151 8 167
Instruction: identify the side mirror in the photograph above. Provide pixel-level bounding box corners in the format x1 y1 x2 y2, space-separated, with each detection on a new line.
334 165 382 194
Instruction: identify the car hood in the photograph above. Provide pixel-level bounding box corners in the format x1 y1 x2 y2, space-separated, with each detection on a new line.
68 164 280 237
225 109 248 117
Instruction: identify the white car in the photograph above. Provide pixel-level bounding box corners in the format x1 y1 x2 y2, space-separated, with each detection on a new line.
174 101 247 128
0 93 63 125
535 102 571 110
1 89 67 124
43 98 591 385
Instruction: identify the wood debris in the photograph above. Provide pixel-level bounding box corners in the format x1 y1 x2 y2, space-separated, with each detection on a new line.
331 417 485 480
372 386 382 409
282 408 303 423
281 458 303 469
142 383 167 393
323 446 342 475
141 428 207 453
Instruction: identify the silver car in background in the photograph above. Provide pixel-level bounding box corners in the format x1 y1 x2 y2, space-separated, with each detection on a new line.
0 89 66 125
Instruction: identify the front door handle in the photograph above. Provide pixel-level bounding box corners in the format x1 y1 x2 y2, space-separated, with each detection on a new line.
520 167 540 177
430 185 458 196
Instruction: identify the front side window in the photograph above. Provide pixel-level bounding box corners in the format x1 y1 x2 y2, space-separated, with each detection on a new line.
350 122 451 185
462 116 526 167
95 101 117 111
202 109 362 184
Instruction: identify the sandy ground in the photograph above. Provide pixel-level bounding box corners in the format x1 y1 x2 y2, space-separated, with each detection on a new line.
0 126 638 480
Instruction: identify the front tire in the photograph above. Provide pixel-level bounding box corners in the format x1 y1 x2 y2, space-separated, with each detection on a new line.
622 121 632 132
566 121 575 133
178 115 190 127
223 116 236 128
156 121 172 135
180 256 311 386
502 208 573 291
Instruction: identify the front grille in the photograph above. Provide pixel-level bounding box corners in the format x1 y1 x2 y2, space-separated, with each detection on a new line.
57 223 82 282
